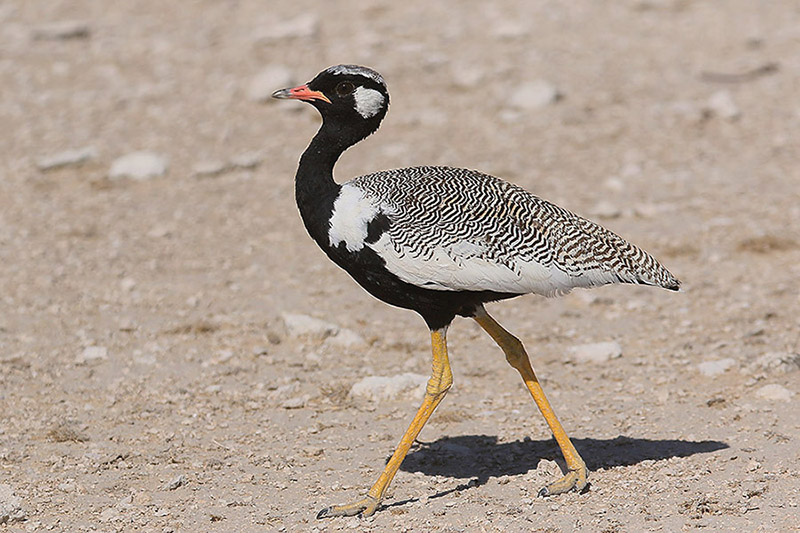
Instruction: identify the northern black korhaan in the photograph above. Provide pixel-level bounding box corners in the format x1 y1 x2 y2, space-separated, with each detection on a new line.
272 65 680 519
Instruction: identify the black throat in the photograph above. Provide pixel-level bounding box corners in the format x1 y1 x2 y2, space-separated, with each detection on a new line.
294 117 378 247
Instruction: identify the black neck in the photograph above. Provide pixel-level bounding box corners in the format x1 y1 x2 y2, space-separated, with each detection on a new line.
294 118 377 246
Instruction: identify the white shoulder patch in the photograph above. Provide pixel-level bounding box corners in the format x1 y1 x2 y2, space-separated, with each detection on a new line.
353 87 385 119
329 184 382 252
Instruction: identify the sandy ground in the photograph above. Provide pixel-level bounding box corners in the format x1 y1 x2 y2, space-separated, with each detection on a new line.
1 1 800 531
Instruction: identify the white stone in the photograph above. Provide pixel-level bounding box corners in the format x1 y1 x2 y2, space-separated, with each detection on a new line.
109 151 168 180
349 373 428 402
706 90 741 120
162 474 187 491
697 358 736 377
326 328 367 349
747 352 800 375
281 313 338 338
230 151 263 169
36 146 97 170
508 80 561 110
590 201 622 219
755 384 794 402
568 341 622 364
281 396 307 409
76 346 108 364
192 160 229 178
247 65 293 102
0 484 26 525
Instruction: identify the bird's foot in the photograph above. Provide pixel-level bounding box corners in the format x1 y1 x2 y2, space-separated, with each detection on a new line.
316 495 381 519
537 463 588 497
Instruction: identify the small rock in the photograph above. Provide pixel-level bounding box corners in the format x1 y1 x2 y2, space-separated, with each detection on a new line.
230 151 263 170
697 358 736 377
36 146 97 171
254 14 319 43
508 80 561 110
109 151 168 180
281 313 338 339
326 328 367 349
589 201 622 219
706 90 740 120
98 507 119 522
568 341 622 364
192 160 229 178
120 277 136 292
32 20 90 40
451 64 485 89
0 484 25 525
248 65 293 102
349 373 428 402
755 384 794 402
162 474 187 491
747 352 800 375
76 346 108 364
281 396 307 409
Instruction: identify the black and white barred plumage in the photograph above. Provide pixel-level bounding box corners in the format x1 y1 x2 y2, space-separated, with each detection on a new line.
330 165 679 297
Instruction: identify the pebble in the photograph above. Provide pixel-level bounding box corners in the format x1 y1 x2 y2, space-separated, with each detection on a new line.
706 90 741 120
32 20 90 40
36 146 97 170
697 358 736 377
508 80 561 110
349 373 428 402
76 345 108 364
248 64 293 102
281 313 338 338
567 341 622 364
109 151 168 180
325 328 367 349
281 396 307 409
192 160 228 178
0 484 26 525
755 384 794 402
281 312 366 348
450 64 485 89
589 201 622 219
747 352 800 375
230 151 263 170
162 474 187 491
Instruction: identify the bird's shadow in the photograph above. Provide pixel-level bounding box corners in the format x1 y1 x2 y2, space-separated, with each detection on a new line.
388 434 728 505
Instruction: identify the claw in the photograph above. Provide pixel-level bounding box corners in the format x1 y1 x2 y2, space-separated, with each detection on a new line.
316 495 380 519
537 466 588 498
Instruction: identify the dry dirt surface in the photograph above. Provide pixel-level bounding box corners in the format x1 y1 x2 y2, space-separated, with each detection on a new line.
2 1 800 532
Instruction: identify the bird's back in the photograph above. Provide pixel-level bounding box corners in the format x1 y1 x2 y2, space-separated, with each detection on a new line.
345 166 680 296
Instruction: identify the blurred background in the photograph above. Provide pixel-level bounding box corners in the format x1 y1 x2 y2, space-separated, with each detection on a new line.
1 1 799 531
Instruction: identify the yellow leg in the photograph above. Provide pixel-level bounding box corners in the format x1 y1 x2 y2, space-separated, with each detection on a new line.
473 306 587 496
317 327 453 519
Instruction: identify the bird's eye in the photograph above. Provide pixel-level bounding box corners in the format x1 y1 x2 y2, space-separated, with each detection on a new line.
335 81 355 96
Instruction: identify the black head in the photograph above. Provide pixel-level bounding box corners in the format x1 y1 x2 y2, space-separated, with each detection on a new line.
272 65 389 141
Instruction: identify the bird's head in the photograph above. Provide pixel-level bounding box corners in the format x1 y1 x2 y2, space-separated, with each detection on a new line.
272 65 389 140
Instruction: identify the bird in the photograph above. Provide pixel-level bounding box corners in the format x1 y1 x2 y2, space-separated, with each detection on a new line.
272 64 680 519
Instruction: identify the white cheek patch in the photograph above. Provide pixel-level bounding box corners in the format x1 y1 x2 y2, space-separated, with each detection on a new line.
353 87 385 118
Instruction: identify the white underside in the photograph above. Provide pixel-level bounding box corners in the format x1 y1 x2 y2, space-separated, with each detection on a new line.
369 233 577 296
